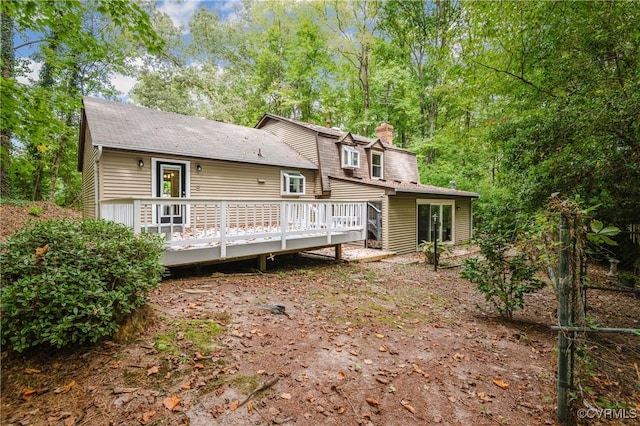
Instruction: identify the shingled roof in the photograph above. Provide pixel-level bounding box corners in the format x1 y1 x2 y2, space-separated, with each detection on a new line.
80 97 317 170
256 113 479 198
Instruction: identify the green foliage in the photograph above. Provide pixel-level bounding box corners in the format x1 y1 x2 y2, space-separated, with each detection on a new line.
418 240 452 265
0 218 165 352
586 220 620 247
461 224 545 320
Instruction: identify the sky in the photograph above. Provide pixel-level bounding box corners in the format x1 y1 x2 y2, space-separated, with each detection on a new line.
15 0 242 97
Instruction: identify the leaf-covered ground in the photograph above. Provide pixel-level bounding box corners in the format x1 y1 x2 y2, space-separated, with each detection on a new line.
1 203 638 425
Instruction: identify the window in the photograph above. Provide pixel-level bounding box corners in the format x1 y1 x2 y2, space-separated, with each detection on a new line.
371 151 383 179
281 171 305 195
341 146 360 168
417 201 454 245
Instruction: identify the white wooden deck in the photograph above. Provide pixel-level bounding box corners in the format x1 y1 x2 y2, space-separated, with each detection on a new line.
100 198 367 267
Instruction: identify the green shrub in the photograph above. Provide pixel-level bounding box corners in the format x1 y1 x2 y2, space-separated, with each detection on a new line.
461 230 545 320
0 218 165 352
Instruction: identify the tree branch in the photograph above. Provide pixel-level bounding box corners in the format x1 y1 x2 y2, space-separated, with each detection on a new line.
467 57 558 99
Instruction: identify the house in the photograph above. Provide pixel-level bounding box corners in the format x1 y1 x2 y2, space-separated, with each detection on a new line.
255 114 479 254
78 97 478 268
78 97 368 268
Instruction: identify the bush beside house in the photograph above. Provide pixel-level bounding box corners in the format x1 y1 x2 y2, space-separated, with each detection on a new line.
0 218 165 353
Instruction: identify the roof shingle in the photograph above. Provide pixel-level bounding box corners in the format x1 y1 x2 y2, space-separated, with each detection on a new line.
82 97 317 170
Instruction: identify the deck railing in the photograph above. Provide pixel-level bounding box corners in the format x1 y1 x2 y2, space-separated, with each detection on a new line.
99 198 367 259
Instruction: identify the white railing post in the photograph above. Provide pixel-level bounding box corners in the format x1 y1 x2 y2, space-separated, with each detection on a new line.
281 202 288 250
220 201 227 258
133 199 141 234
361 202 367 240
326 203 333 244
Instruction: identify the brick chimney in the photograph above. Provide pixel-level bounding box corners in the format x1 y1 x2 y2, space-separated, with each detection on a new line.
375 121 394 145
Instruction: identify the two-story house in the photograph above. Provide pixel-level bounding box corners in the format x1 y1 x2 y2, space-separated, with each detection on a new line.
78 97 477 267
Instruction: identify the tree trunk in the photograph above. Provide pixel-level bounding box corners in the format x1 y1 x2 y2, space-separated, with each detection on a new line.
1 11 14 198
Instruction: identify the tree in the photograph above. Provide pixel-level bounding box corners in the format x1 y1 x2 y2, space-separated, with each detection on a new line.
0 0 163 203
462 1 640 224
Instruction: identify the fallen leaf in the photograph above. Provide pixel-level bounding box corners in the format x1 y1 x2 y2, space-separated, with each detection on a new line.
375 333 385 339
24 368 41 374
54 380 75 394
247 401 254 414
379 345 387 352
256 369 266 375
366 398 380 407
180 379 192 390
21 388 36 399
401 399 416 414
64 416 76 426
478 392 492 402
337 371 346 380
194 351 207 360
453 352 464 361
280 392 292 400
194 363 204 369
375 377 389 385
229 400 239 411
336 406 345 414
448 396 457 403
163 395 182 411
493 378 509 390
147 366 159 376
364 359 373 365
141 411 155 423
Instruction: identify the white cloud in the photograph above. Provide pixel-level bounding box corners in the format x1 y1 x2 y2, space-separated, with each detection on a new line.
15 58 42 85
158 0 203 32
111 74 138 96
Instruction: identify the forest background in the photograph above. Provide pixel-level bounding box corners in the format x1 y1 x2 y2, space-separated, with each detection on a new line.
1 0 638 261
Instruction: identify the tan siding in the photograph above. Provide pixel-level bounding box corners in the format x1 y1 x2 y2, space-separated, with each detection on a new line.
260 121 319 164
101 151 315 200
328 179 386 201
191 159 314 199
386 196 417 254
454 197 472 243
81 128 97 218
102 151 153 199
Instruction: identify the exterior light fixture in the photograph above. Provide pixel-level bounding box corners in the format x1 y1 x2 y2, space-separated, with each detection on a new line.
196 164 202 172
138 159 144 168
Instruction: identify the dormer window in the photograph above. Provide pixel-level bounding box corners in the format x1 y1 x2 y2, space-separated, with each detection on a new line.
281 171 305 195
342 146 360 169
371 151 383 179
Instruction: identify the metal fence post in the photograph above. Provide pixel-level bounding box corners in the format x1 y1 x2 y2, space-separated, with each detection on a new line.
557 214 570 423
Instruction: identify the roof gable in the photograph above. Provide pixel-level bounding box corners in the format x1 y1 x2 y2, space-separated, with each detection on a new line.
81 98 317 170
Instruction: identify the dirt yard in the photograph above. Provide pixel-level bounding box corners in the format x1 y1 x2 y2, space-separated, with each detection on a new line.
1 203 638 426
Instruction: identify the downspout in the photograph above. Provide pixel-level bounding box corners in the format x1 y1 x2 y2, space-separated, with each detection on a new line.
94 145 102 218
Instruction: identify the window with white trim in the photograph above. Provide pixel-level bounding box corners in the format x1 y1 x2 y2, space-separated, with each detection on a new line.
371 151 383 179
281 171 305 195
341 145 360 168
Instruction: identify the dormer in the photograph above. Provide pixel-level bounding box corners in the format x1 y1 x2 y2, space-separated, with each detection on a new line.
337 133 360 170
365 139 386 180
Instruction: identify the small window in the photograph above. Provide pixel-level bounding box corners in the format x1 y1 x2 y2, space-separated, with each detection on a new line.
342 146 360 168
371 151 383 179
281 171 305 195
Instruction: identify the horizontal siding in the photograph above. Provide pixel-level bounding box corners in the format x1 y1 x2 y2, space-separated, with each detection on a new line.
82 128 96 218
100 150 316 201
260 121 319 164
454 197 472 244
191 158 315 199
386 196 417 255
102 151 153 199
328 179 386 201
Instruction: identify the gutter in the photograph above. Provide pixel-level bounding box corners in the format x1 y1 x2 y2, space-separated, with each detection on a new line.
94 145 103 218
